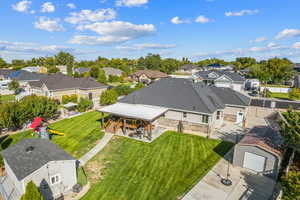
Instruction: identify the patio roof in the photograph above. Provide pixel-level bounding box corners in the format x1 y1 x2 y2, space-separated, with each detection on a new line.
99 103 168 121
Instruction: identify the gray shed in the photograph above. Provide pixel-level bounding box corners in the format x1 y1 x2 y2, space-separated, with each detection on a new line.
1 139 77 200
233 127 284 178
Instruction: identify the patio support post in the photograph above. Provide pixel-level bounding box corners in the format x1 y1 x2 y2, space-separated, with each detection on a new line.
123 119 127 135
149 121 152 140
101 112 104 130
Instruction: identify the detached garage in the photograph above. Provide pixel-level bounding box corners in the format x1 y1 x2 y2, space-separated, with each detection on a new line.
233 127 284 178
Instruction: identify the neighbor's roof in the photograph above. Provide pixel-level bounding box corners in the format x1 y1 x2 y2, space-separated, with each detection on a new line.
195 71 245 82
130 70 169 79
0 69 14 78
74 67 90 74
9 70 46 81
239 127 284 158
2 139 75 180
120 78 250 114
28 73 108 91
99 103 168 121
103 67 123 76
180 64 200 71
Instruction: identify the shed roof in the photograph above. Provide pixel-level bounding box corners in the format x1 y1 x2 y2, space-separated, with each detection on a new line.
2 139 75 180
99 103 168 121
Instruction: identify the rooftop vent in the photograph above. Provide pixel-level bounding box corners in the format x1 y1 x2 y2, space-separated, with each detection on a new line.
25 146 35 153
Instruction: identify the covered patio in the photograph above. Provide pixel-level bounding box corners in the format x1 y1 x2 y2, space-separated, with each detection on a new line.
99 103 168 142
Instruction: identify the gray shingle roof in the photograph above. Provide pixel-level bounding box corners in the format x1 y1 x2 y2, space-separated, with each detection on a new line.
74 67 91 74
195 71 245 82
130 70 169 79
120 78 250 114
103 67 123 76
0 69 14 79
2 139 75 180
180 64 200 71
31 73 108 91
9 70 47 81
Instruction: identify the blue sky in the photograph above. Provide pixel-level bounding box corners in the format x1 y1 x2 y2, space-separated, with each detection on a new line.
1 0 300 62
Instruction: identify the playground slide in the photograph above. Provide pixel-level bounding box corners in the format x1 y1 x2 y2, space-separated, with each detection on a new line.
48 129 65 136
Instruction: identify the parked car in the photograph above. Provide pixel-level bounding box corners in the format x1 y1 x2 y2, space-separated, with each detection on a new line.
249 90 258 97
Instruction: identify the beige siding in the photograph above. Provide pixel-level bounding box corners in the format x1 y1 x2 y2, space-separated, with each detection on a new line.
223 106 247 122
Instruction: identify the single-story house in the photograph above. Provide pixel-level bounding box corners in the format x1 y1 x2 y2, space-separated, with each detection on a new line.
56 65 68 75
129 70 169 84
202 63 234 71
100 78 250 137
0 69 14 80
177 64 201 74
8 70 47 87
73 67 90 75
233 126 284 178
26 73 108 106
193 71 246 91
1 139 77 200
102 67 124 78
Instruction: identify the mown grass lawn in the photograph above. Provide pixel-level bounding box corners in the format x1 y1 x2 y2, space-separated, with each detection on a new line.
0 111 104 160
0 94 15 102
82 131 233 200
269 92 298 101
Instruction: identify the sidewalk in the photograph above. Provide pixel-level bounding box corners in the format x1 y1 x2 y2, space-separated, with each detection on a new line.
79 133 113 166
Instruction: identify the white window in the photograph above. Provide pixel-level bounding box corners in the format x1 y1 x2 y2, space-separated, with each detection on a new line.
50 174 61 185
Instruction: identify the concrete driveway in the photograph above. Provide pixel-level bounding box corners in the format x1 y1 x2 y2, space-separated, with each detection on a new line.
182 149 276 200
212 123 246 143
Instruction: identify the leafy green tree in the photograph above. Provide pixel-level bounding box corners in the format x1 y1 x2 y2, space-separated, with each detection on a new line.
0 102 23 129
90 66 100 79
263 58 294 83
114 85 134 96
100 89 118 105
20 181 44 200
108 75 121 83
281 171 300 200
55 51 75 75
235 57 256 69
47 66 59 74
97 69 107 84
8 80 19 92
77 97 93 112
0 57 7 68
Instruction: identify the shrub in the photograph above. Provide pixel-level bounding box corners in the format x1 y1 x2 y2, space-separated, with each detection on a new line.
289 88 300 100
77 167 88 187
20 181 44 200
8 79 19 92
69 94 78 103
108 75 121 83
281 171 300 200
114 85 134 96
77 97 93 112
62 95 70 104
97 69 107 84
100 89 118 105
134 82 145 90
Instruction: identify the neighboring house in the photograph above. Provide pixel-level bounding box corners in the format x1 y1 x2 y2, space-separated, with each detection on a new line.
245 79 260 90
56 65 68 75
102 67 124 78
294 74 300 88
193 71 246 91
22 66 48 74
73 67 91 75
0 69 14 80
100 78 250 136
8 70 47 87
293 63 300 72
203 63 234 71
129 70 169 84
233 126 284 178
26 73 108 106
1 139 77 200
177 64 200 74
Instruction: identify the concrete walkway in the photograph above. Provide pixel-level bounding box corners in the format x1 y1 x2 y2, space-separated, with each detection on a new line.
182 149 276 200
79 133 113 166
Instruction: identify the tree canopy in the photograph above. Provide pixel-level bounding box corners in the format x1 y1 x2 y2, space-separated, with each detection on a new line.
20 181 44 200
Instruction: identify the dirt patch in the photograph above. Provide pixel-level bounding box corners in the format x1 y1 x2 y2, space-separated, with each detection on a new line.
85 160 106 183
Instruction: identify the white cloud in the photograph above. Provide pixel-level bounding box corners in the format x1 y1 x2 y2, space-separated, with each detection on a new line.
12 0 32 13
65 9 116 24
225 9 259 17
116 0 148 7
292 42 300 49
70 21 156 45
170 16 189 24
195 15 210 23
251 36 267 43
41 2 55 13
116 43 176 50
66 3 76 9
34 17 65 32
275 29 300 39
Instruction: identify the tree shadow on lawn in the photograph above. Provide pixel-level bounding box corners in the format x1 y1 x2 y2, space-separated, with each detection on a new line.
213 141 234 163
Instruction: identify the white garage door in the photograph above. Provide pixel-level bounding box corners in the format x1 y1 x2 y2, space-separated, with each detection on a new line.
243 152 266 172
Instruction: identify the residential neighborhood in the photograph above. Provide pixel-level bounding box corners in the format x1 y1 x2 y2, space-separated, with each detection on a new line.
0 0 300 200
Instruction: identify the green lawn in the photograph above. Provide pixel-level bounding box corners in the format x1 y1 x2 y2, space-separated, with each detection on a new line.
0 94 15 102
269 92 300 101
82 131 233 200
0 111 104 162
